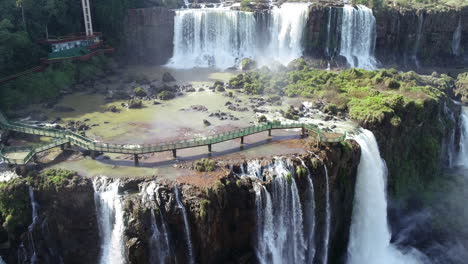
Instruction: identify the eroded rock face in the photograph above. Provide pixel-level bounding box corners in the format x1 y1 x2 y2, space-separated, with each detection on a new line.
123 8 175 65
1 176 99 264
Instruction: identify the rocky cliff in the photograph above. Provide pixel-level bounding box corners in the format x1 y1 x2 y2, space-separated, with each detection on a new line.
0 170 99 264
119 139 361 264
123 7 175 65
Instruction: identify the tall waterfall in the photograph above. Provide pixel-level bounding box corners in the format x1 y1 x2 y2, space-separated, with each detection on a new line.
452 17 462 56
322 165 330 264
412 13 424 68
141 182 172 264
93 178 126 264
347 130 421 264
254 158 306 264
28 187 39 263
169 3 310 69
174 186 195 264
456 107 468 166
339 5 378 70
299 158 316 263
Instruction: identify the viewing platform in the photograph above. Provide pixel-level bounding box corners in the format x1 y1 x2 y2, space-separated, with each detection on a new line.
0 110 346 166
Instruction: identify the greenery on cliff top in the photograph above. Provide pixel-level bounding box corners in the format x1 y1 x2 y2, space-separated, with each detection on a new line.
0 178 30 236
354 0 467 9
0 54 113 112
229 64 450 125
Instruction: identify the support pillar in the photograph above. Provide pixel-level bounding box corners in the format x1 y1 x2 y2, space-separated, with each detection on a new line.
240 136 244 145
301 127 305 138
172 149 177 159
208 144 212 152
32 155 38 163
134 154 139 166
60 144 64 150
91 150 97 160
268 129 272 137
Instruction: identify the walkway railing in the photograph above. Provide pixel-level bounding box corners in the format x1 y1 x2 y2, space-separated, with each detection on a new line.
0 109 346 164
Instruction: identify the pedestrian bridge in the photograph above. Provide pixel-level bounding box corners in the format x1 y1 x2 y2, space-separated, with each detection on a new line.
0 110 346 165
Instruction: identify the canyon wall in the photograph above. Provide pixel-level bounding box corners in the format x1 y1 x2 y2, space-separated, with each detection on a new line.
123 7 175 65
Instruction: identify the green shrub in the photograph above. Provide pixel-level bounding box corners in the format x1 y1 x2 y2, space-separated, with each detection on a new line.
134 86 147 97
285 172 292 184
158 90 175 100
194 158 216 172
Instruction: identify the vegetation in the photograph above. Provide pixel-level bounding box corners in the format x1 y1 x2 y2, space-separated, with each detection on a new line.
0 54 112 111
30 169 78 190
0 178 30 236
133 86 147 97
353 0 467 9
228 67 448 125
194 158 216 172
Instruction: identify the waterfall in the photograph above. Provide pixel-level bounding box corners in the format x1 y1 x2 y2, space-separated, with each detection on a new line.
169 3 310 69
174 186 195 264
412 13 424 68
456 107 468 166
93 177 126 264
339 5 378 70
253 158 307 264
299 158 316 262
347 130 421 264
0 163 19 182
141 182 172 264
452 17 462 56
322 165 330 264
325 7 333 58
28 187 39 264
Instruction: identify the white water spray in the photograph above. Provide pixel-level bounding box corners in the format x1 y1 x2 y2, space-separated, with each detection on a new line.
322 165 330 264
170 3 310 69
141 182 172 264
347 130 421 264
93 178 126 264
253 158 306 264
299 158 317 262
174 186 195 264
456 107 468 167
452 17 462 56
339 5 378 70
412 13 424 68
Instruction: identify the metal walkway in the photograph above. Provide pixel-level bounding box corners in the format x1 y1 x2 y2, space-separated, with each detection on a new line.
0 110 346 165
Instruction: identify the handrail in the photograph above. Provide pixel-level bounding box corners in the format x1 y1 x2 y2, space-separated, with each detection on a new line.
0 109 346 164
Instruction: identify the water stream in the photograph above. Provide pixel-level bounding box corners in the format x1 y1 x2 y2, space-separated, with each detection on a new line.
170 3 310 68
339 5 378 70
93 178 126 264
347 130 421 264
174 186 195 264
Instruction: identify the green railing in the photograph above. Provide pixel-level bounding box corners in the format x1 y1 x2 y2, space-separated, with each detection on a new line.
0 138 70 165
0 110 346 164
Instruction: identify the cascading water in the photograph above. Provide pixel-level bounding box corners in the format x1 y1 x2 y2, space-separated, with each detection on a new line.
322 165 330 264
141 182 172 264
27 186 39 264
169 3 310 69
452 17 462 56
339 5 378 70
93 178 126 264
299 158 316 263
0 162 19 182
347 130 421 264
456 107 468 166
412 13 424 68
174 186 195 264
252 158 307 264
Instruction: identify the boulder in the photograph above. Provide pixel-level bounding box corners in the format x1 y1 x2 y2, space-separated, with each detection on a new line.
162 72 176 83
128 99 143 109
203 119 211 126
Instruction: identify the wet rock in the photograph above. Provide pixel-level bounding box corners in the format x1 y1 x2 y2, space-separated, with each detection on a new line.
190 105 208 112
198 88 205 92
225 101 233 106
203 119 211 126
106 104 121 113
128 99 143 109
162 72 176 82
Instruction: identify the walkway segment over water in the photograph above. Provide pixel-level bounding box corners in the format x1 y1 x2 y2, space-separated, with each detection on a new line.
0 110 346 165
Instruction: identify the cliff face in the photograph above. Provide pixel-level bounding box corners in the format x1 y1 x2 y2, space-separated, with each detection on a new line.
123 7 175 65
0 174 99 264
303 4 467 69
121 140 360 264
374 6 468 68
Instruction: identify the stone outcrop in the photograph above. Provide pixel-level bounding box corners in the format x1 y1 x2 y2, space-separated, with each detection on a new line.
123 7 175 65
